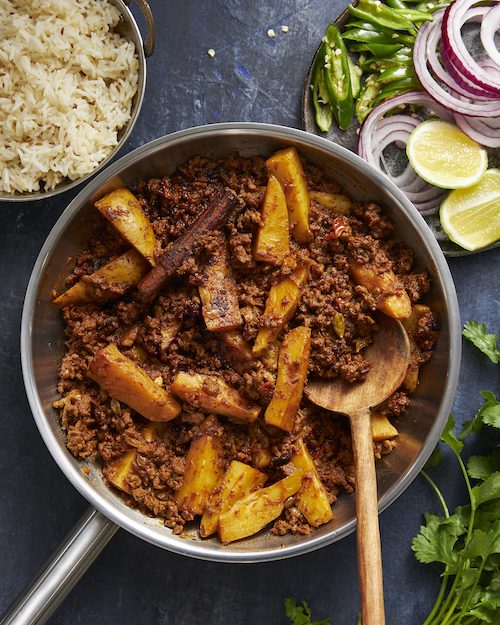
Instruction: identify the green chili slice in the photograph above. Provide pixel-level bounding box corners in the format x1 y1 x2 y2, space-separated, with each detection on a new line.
323 24 354 131
310 41 333 132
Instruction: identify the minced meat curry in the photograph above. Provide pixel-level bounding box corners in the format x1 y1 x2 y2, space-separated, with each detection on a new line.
52 147 438 542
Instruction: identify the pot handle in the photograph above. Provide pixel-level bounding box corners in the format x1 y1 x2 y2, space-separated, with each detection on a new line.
0 508 118 625
124 0 155 57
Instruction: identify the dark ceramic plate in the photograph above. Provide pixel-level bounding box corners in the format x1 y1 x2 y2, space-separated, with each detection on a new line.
301 3 500 257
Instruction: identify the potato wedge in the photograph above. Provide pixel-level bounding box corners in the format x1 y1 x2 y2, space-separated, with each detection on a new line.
106 450 136 494
170 372 260 423
200 460 267 538
252 265 309 356
88 344 181 422
252 445 272 470
95 188 157 265
310 190 352 214
266 147 312 243
371 411 399 442
264 326 311 432
106 422 164 493
53 249 149 307
218 469 305 543
253 175 290 265
160 322 181 352
198 234 243 332
218 331 253 371
291 440 333 527
402 304 432 392
349 261 411 320
175 424 225 516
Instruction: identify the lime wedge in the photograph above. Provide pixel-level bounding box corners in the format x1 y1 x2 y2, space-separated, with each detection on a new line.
406 120 488 189
440 169 500 251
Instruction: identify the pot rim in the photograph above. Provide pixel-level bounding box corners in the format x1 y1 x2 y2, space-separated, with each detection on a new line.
21 122 462 562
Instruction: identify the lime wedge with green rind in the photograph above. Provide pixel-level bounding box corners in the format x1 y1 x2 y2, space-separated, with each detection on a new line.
440 169 500 251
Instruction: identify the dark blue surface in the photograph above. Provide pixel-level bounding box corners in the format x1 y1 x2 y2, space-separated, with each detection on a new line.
0 1 498 624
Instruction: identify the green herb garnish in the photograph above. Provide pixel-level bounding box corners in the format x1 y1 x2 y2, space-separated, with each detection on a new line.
463 321 500 364
284 598 331 625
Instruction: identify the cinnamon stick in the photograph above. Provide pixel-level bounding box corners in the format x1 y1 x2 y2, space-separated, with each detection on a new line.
137 188 238 301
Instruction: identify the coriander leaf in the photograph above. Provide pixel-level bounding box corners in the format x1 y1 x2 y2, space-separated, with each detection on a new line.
468 451 500 481
462 523 500 561
479 391 500 430
441 414 463 454
460 391 500 440
472 472 500 508
471 501 500 533
284 598 331 625
463 320 500 364
465 582 500 621
411 512 465 567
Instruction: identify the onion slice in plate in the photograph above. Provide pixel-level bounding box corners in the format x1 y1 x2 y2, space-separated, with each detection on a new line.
442 0 500 94
480 4 500 69
454 113 500 148
414 15 500 117
358 93 453 216
427 8 497 100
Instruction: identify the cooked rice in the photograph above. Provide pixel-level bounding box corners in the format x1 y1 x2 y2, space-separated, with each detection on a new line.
0 0 139 193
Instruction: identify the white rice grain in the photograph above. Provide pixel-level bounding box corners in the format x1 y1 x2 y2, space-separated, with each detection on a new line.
0 0 139 193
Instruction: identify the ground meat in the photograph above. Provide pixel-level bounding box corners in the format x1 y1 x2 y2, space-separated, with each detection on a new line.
54 150 437 539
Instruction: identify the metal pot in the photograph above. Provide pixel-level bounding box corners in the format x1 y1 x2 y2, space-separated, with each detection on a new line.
8 123 461 624
0 0 155 203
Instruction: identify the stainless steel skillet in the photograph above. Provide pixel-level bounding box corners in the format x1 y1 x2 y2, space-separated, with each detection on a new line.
6 123 461 624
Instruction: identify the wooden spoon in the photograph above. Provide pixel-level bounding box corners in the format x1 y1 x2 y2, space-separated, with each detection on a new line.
306 315 410 625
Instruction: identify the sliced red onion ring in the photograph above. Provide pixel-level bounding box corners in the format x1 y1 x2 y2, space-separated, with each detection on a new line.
358 93 453 216
480 3 500 71
442 0 500 94
359 92 453 164
414 16 500 117
427 9 497 100
441 44 498 99
413 193 448 217
454 112 500 147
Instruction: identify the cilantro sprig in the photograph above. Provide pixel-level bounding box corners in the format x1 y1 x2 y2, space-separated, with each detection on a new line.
284 598 331 625
463 321 500 364
412 395 500 625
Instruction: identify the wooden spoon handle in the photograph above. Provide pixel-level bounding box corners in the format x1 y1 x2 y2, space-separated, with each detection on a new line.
350 407 385 625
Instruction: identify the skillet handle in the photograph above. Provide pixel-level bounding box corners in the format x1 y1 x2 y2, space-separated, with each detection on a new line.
0 509 118 625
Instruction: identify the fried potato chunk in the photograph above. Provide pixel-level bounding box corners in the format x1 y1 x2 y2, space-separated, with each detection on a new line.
264 326 311 432
253 175 290 264
266 147 312 243
370 412 399 442
310 190 352 214
198 234 243 332
200 460 267 538
88 344 181 422
401 304 432 392
218 470 305 543
95 188 157 265
106 422 164 493
175 420 225 516
217 331 253 373
349 261 411 320
291 439 334 527
252 265 309 356
53 249 149 307
170 372 260 423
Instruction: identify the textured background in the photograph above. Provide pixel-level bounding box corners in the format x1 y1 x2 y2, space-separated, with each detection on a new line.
0 1 499 624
